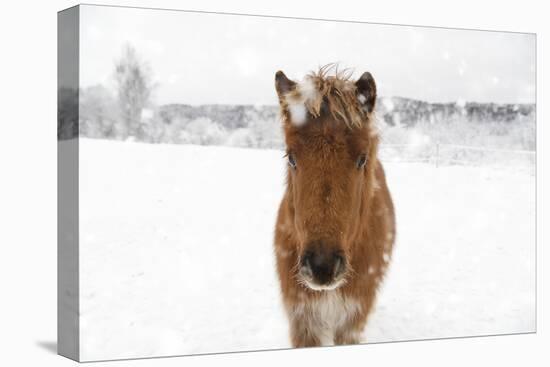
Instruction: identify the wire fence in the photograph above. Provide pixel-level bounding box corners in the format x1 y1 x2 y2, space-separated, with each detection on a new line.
379 143 535 173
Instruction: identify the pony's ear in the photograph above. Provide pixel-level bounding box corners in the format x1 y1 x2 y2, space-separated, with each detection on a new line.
355 72 377 113
275 70 297 97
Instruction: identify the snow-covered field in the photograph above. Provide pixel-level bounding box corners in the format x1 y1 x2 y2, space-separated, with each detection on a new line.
78 139 535 361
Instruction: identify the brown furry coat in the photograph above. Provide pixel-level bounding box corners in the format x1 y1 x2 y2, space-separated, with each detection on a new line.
273 67 395 347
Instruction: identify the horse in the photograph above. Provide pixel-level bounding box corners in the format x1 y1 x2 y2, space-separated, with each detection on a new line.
273 66 395 347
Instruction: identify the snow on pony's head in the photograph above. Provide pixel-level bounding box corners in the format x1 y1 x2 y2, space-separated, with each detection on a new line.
274 64 377 128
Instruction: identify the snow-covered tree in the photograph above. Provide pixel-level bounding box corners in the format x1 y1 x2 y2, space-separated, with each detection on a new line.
113 44 154 140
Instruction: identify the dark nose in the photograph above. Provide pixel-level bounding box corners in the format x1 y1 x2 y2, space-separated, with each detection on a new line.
301 247 345 285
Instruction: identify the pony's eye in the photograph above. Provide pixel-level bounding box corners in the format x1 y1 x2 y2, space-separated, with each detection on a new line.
356 154 367 169
287 153 297 169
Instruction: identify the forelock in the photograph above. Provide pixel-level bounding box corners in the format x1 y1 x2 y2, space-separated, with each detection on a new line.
281 65 370 128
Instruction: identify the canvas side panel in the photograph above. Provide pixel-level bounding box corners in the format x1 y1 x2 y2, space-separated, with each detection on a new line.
58 5 80 362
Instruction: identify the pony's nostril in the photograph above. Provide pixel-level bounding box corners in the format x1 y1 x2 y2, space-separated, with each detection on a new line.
301 246 346 285
305 251 337 284
301 250 314 267
300 251 314 277
333 255 345 277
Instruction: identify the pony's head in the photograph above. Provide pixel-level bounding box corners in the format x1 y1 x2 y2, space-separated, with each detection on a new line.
275 66 379 291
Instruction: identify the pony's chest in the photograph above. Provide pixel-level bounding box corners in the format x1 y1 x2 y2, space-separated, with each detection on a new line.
297 292 361 345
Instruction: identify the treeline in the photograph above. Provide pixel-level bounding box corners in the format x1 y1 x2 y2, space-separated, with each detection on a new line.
63 87 536 152
58 44 535 152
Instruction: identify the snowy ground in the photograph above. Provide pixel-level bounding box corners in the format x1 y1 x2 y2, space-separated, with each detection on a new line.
77 139 535 361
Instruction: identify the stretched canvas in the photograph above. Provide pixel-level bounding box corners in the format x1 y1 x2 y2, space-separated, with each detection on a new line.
58 4 536 362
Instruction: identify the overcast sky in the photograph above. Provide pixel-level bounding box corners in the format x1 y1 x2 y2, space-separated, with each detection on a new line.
80 5 536 106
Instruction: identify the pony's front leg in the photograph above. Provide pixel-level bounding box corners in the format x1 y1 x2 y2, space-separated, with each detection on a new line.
334 325 364 345
289 317 321 348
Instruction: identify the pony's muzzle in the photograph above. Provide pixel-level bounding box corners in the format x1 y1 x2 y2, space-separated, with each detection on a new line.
299 246 346 289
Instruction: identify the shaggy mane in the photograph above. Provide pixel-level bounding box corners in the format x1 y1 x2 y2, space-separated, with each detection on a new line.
283 64 370 128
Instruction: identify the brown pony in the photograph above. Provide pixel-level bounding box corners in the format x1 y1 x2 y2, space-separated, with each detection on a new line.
273 66 395 347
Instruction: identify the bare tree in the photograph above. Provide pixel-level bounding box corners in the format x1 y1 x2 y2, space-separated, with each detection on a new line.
113 44 154 140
